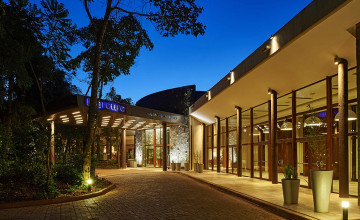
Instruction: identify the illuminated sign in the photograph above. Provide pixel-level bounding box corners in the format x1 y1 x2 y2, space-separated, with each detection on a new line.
85 97 126 113
147 112 178 120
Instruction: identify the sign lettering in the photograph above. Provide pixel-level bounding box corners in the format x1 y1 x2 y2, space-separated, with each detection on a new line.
85 97 126 113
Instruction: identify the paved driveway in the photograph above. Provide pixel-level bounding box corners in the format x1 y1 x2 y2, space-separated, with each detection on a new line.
0 169 283 220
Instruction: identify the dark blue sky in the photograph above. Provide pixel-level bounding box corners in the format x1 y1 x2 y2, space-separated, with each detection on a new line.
31 0 312 102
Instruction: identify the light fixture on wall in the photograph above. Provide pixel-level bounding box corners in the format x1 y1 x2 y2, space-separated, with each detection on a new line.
263 126 269 134
334 110 357 121
334 56 346 65
304 116 322 127
280 121 292 130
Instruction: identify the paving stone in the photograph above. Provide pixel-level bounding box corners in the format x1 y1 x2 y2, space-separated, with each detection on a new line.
0 171 283 220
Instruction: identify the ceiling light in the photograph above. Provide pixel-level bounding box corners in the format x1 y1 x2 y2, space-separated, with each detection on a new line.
72 111 81 115
280 122 292 131
60 115 67 118
47 118 53 121
334 110 357 121
304 116 322 127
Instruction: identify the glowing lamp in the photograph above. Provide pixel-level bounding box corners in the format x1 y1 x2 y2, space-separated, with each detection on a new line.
334 110 357 121
86 179 93 185
342 201 349 220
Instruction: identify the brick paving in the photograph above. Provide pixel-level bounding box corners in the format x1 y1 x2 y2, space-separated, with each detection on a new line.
0 171 283 220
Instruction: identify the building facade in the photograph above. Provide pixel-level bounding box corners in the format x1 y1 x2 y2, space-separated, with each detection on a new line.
190 0 360 199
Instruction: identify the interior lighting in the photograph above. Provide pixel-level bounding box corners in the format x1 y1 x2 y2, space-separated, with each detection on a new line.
268 88 275 94
60 115 67 118
47 118 53 121
334 110 357 121
280 122 293 131
342 201 349 220
334 56 346 65
72 111 81 115
304 116 322 127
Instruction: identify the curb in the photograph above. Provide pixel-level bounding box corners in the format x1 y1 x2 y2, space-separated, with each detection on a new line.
0 184 116 209
177 172 318 220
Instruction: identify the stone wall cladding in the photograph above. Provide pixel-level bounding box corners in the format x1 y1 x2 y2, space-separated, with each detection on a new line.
135 130 145 166
169 125 189 165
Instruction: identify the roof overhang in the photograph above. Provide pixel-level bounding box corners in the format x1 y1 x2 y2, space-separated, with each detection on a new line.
191 0 359 124
38 95 185 130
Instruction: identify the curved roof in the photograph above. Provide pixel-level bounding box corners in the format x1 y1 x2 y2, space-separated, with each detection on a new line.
136 85 205 115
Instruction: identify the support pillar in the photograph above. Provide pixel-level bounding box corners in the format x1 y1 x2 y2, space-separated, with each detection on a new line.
225 118 229 173
122 128 127 168
202 123 206 168
250 108 254 178
356 22 360 206
337 57 349 198
326 77 333 171
211 124 214 170
236 106 242 177
269 89 278 184
215 116 221 173
162 122 167 171
292 91 297 169
50 120 55 167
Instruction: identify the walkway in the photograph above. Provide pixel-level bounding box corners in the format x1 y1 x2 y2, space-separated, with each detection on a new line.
181 170 360 220
0 168 283 220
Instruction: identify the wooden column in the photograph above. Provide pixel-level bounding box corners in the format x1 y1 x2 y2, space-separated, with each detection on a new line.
356 22 360 206
250 108 254 178
236 106 242 177
292 91 297 170
270 89 278 184
226 118 229 173
202 123 206 168
337 58 349 198
190 125 193 170
162 122 167 171
326 76 333 171
122 128 127 168
268 101 272 181
211 124 214 171
215 116 221 173
50 120 55 167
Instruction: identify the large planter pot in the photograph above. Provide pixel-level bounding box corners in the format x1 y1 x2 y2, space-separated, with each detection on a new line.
281 179 300 204
129 160 137 168
184 163 190 171
197 163 203 173
194 163 198 172
171 163 176 171
175 163 181 171
311 170 333 213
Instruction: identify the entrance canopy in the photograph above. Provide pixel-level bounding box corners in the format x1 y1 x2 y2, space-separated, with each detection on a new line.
40 95 185 129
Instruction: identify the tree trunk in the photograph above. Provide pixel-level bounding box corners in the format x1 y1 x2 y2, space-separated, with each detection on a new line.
82 4 112 179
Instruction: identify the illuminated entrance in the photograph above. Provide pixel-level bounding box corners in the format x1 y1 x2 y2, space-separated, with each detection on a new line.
145 128 170 168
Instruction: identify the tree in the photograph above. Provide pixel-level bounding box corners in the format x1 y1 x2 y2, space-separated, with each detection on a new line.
105 87 133 104
78 0 205 179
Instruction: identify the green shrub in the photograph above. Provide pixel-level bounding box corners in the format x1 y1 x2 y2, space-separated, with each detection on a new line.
54 163 83 186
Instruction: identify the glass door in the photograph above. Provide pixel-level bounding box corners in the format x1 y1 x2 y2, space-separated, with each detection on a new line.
146 148 154 167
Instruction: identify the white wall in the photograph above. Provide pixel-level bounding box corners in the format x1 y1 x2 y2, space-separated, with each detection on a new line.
191 116 204 165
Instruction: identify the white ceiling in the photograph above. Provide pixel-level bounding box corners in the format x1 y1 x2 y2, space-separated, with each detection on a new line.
191 0 360 124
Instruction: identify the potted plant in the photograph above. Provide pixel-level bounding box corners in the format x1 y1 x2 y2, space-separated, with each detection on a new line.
281 165 300 204
175 149 181 171
306 105 332 213
194 152 198 172
171 160 176 171
196 151 203 173
184 151 190 171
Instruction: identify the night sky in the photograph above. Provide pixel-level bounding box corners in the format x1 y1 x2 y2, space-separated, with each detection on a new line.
30 0 312 102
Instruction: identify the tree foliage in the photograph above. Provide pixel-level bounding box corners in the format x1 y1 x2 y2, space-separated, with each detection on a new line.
78 0 205 179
